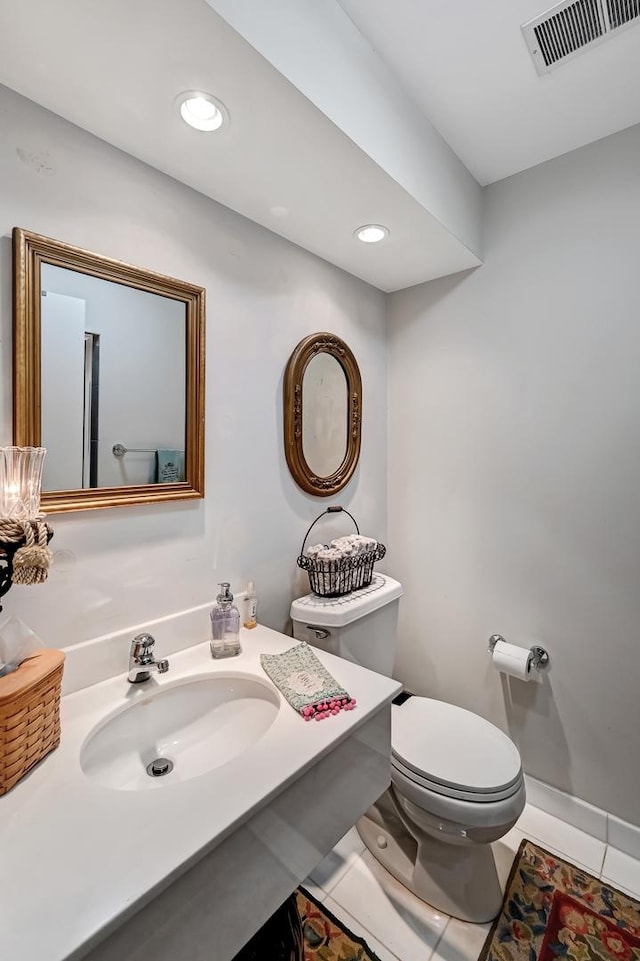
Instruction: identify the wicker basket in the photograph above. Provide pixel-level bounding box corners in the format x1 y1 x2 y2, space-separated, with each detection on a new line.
0 648 65 795
297 506 386 598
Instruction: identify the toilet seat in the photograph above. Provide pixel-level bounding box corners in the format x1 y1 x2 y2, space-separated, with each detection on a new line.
391 754 522 803
391 697 522 801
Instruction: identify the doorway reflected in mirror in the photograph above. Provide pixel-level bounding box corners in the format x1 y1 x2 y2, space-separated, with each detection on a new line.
40 264 186 492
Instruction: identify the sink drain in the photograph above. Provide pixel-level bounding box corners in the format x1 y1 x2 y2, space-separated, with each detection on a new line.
146 757 174 778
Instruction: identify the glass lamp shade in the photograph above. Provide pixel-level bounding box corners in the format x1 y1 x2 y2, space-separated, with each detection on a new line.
0 447 47 520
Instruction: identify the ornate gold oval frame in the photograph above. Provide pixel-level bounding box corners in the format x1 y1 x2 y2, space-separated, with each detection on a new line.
283 332 362 497
13 227 205 513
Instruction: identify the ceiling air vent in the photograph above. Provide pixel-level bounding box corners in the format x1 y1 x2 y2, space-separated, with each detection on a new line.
522 0 640 74
607 0 640 28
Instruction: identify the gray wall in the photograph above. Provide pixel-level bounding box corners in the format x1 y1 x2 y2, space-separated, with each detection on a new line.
0 84 388 646
388 122 640 826
4 79 638 826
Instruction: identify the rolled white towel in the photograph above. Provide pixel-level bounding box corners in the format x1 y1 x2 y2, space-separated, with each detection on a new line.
317 547 345 562
308 548 342 593
306 543 326 557
330 537 357 554
312 549 343 583
350 535 377 553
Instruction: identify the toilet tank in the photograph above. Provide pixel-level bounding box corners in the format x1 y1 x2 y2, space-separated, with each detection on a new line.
290 575 403 677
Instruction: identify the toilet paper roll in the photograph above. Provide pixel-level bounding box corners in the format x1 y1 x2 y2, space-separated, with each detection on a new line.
491 639 533 681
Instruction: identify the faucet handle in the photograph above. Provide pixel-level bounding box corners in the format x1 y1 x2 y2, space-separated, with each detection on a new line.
134 632 155 648
128 633 169 683
131 632 155 658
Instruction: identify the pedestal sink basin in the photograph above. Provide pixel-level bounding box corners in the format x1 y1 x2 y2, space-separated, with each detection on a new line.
80 674 280 791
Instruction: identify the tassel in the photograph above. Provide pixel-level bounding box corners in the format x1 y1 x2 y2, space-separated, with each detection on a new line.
11 521 52 586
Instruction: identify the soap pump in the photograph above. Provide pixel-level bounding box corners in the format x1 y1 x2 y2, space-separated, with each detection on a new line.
210 582 241 659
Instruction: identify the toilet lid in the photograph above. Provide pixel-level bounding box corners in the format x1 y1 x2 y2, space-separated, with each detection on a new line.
392 697 522 796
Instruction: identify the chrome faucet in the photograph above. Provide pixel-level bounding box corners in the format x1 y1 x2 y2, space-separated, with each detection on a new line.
128 633 169 684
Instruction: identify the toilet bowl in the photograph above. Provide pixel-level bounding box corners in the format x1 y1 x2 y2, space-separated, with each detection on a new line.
356 694 525 922
290 575 525 923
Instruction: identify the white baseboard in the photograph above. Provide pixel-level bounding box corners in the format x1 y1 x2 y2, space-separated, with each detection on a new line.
608 813 640 861
524 774 640 856
524 775 607 842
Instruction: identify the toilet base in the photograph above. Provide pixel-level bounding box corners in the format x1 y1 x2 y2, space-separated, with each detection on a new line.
357 793 504 924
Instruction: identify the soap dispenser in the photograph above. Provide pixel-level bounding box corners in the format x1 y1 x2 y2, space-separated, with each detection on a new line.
210 582 241 659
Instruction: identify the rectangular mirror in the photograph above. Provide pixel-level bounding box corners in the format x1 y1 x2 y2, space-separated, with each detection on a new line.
13 228 205 512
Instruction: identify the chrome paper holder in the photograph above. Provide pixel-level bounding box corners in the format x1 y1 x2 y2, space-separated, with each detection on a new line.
487 634 549 668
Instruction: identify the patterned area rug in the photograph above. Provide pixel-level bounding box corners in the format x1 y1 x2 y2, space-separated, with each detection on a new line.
296 888 381 961
480 839 640 961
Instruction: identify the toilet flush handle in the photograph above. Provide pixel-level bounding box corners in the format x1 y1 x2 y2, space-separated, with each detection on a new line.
306 626 330 640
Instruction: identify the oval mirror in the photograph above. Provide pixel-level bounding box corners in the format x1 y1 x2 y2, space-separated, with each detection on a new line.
284 333 361 497
301 352 348 478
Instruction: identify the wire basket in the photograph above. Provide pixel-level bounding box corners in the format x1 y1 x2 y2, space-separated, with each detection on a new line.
296 506 386 597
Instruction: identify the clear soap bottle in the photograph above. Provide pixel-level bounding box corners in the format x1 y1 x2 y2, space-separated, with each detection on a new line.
243 581 258 629
210 582 241 658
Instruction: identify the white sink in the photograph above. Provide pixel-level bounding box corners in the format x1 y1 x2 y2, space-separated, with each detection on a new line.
2 626 401 961
80 674 281 791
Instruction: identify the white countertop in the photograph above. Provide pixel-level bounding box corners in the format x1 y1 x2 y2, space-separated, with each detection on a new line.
1 625 401 961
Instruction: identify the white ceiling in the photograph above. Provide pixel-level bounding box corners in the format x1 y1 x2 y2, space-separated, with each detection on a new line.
0 0 480 292
336 0 640 185
1 0 639 290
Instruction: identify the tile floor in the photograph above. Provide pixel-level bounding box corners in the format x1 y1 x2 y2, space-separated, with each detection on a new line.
303 803 640 961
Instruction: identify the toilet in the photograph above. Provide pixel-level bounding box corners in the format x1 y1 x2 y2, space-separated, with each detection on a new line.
290 574 526 924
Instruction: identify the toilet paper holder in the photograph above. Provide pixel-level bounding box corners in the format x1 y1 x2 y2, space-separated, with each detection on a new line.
487 634 549 668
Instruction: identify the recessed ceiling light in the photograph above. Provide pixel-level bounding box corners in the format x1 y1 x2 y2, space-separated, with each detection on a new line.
354 224 389 243
177 91 228 132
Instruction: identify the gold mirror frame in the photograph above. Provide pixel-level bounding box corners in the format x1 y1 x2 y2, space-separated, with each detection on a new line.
13 227 205 513
283 332 362 497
